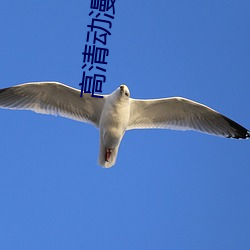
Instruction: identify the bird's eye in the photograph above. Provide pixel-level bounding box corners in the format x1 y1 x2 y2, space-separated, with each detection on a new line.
125 92 129 97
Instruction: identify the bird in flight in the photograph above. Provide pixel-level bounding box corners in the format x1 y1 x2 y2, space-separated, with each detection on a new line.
0 82 249 168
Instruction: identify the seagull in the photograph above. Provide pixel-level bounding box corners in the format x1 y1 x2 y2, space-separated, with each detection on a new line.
0 82 249 168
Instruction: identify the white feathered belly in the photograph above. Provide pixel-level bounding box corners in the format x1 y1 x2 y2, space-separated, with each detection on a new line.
99 102 130 148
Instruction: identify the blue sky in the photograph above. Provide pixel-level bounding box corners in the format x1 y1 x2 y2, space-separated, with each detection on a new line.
0 1 249 249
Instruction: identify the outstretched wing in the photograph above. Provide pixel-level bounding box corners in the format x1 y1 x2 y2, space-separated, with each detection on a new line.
0 82 105 127
128 97 249 139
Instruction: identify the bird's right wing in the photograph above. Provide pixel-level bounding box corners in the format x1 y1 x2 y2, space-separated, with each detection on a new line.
0 82 105 127
128 97 249 139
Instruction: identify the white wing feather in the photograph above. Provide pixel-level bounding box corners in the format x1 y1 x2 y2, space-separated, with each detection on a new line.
128 97 249 139
0 82 105 127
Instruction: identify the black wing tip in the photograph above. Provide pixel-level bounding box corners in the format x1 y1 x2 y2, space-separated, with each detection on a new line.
0 88 8 94
222 115 250 139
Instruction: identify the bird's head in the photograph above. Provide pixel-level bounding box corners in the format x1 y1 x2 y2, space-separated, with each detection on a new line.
119 84 130 98
110 84 130 102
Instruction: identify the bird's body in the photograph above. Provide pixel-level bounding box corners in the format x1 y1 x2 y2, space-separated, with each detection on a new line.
98 86 130 167
0 82 249 168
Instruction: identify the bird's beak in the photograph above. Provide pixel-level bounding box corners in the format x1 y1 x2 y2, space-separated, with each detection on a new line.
120 85 124 93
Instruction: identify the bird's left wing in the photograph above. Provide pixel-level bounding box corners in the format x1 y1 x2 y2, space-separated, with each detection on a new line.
128 97 249 139
0 82 105 127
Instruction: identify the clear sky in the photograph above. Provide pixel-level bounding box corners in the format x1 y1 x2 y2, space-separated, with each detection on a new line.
0 1 249 249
